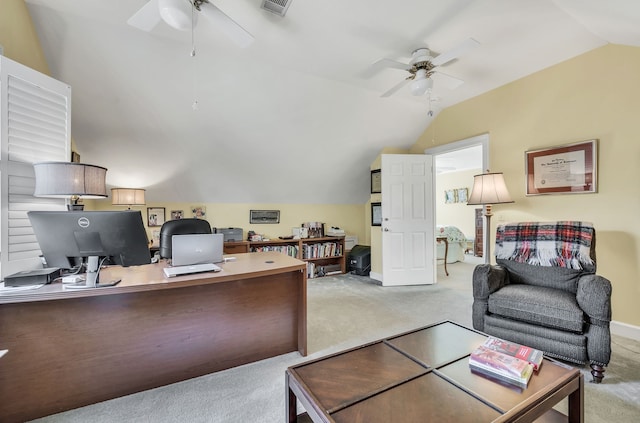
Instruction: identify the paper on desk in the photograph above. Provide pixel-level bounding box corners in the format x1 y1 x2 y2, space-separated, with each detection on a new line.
0 282 45 294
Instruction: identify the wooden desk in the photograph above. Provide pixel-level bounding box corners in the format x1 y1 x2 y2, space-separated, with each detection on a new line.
0 252 307 423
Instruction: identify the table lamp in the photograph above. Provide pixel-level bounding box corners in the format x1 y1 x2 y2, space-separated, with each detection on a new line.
111 188 146 209
33 162 107 210
467 171 514 264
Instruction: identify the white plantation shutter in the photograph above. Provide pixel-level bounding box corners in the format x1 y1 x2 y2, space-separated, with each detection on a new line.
1 56 71 279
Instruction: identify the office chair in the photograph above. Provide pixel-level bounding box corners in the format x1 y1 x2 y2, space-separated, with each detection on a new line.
159 218 212 259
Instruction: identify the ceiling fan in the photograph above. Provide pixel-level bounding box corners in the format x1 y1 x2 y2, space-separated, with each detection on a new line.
365 38 479 98
127 0 254 48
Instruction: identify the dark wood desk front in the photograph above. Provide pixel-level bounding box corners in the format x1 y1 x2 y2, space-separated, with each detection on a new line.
0 252 307 423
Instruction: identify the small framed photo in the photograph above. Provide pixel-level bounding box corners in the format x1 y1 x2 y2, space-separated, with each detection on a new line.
191 206 206 219
444 189 456 204
171 210 184 220
371 169 381 194
525 139 597 195
456 188 468 203
371 202 382 226
71 151 81 163
147 207 165 227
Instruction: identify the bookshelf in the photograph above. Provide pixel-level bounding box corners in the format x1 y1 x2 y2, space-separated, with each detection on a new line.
249 236 345 278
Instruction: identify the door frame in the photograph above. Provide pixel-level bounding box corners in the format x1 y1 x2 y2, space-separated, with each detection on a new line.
425 133 489 262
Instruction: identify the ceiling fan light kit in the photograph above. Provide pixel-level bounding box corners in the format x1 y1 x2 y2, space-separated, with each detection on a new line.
410 69 433 96
159 0 195 31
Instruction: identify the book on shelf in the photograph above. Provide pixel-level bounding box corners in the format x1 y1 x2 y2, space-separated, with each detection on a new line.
482 336 543 371
469 345 534 389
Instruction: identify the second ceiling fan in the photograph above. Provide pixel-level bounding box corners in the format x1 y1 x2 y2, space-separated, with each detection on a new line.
366 38 480 98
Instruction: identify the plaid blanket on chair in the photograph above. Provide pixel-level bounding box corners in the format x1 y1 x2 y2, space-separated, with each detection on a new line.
495 221 595 270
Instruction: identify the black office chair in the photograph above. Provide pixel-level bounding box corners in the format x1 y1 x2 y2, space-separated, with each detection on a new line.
159 218 212 259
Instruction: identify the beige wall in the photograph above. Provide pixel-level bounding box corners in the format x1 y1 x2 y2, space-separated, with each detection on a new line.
0 0 49 75
89 201 366 246
410 44 640 327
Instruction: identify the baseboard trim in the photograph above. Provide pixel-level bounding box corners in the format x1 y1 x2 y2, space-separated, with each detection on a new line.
611 320 640 341
370 271 382 282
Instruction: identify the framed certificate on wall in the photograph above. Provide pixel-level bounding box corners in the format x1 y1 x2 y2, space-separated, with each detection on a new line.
371 202 382 226
371 169 381 194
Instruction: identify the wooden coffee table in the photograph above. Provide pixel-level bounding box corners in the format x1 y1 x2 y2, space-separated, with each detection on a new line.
286 321 583 422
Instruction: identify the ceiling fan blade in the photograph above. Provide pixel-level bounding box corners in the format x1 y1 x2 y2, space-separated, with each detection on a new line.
127 0 162 32
433 71 464 90
200 2 254 48
381 78 411 98
363 58 411 78
431 38 480 67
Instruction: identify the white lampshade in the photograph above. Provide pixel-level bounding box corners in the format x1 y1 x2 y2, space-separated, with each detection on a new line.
410 69 434 96
111 188 146 208
159 0 196 31
467 172 514 205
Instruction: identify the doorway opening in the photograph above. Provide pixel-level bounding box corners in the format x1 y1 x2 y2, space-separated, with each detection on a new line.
425 134 488 273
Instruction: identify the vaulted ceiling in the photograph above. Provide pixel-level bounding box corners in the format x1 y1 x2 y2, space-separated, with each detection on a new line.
24 0 640 204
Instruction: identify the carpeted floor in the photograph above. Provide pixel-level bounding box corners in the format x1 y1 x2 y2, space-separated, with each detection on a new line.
32 258 640 422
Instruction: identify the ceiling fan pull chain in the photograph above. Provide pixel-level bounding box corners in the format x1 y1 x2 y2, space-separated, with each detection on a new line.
191 1 199 111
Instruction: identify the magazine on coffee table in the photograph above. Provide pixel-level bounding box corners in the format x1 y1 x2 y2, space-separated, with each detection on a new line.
469 345 534 389
482 337 543 371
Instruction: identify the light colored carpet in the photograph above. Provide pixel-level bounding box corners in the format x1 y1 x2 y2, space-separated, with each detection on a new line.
32 258 640 422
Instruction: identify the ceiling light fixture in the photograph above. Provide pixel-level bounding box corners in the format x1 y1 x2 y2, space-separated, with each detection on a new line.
410 69 433 96
159 0 196 31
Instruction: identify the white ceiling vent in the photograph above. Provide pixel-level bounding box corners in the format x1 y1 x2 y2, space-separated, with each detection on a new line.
261 0 292 17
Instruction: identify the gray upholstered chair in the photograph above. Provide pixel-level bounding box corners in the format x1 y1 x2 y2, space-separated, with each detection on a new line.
472 221 612 383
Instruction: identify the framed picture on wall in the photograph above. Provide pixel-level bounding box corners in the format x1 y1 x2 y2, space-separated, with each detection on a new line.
147 207 165 227
444 189 456 204
370 169 381 194
456 188 468 203
525 139 597 195
371 202 382 226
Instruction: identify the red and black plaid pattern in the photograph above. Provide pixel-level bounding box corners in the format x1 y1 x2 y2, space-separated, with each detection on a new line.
495 221 594 270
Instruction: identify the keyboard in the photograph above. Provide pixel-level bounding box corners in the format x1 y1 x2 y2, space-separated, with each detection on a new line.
163 263 222 278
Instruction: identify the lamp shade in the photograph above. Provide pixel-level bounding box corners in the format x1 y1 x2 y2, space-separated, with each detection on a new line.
467 172 514 205
111 188 146 207
33 162 107 199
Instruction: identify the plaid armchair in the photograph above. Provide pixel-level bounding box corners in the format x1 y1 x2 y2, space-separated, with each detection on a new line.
472 221 612 383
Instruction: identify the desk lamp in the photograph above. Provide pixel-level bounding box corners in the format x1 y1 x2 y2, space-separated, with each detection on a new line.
467 171 514 264
33 162 107 210
111 188 146 210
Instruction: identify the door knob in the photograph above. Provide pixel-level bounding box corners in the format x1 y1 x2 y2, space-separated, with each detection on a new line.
383 228 390 232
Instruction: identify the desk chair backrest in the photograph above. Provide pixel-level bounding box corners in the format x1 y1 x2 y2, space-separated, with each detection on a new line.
159 218 212 259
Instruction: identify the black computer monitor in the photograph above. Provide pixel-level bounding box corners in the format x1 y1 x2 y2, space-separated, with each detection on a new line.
28 210 151 287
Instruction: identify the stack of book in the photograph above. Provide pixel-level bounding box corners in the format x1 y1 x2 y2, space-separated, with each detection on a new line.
469 337 543 389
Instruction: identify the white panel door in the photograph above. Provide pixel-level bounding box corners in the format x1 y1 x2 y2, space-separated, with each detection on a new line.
381 154 434 286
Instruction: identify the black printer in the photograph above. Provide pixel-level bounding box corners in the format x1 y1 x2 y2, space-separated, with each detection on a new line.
348 245 371 276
